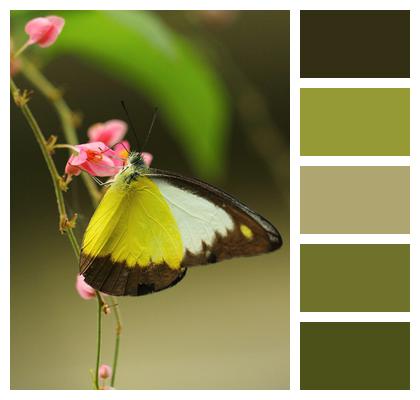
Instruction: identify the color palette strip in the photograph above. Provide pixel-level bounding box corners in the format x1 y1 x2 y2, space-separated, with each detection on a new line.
300 244 410 312
300 88 410 156
300 166 410 234
300 10 410 78
298 9 411 392
300 322 410 390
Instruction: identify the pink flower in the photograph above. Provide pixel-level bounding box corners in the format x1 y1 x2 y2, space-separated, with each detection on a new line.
65 142 121 177
25 16 65 48
88 120 127 147
99 364 112 379
141 152 153 167
113 141 130 167
76 275 95 300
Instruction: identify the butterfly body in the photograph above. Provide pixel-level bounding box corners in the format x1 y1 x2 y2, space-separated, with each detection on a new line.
80 152 282 296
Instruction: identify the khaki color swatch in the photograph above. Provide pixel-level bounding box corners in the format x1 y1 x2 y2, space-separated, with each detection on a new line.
300 244 410 312
300 322 410 390
301 88 410 156
300 167 410 234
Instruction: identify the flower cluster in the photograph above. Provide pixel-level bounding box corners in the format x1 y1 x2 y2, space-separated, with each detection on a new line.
14 16 153 180
65 120 152 178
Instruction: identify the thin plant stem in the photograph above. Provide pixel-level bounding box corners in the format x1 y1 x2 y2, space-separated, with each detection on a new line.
20 57 102 205
53 144 77 150
11 77 106 389
14 41 30 58
67 228 81 258
11 78 69 233
95 292 103 390
110 296 123 386
15 62 123 387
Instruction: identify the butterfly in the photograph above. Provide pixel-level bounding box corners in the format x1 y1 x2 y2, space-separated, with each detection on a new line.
80 151 282 296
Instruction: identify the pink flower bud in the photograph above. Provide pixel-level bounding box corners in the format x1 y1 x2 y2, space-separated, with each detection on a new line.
88 120 128 148
141 152 153 167
75 274 95 300
25 16 65 48
99 364 112 379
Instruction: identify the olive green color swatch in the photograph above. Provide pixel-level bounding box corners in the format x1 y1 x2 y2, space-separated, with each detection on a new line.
300 322 410 390
300 167 410 234
300 244 410 312
300 11 410 78
300 88 410 156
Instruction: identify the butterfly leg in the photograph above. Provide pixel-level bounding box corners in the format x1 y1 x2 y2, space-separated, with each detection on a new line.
89 174 115 186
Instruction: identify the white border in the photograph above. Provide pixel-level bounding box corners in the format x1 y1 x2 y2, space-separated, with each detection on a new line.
2 1 419 399
300 313 411 322
300 156 410 166
301 78 410 88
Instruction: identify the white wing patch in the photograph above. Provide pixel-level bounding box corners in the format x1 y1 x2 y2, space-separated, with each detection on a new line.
154 179 234 255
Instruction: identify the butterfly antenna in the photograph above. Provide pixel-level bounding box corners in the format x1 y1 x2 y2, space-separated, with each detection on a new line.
120 100 141 150
141 107 158 152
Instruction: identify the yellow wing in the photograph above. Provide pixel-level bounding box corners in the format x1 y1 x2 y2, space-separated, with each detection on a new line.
80 176 185 296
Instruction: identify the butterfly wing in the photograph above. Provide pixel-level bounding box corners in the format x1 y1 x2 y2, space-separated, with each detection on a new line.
146 169 282 267
80 169 282 296
80 175 187 296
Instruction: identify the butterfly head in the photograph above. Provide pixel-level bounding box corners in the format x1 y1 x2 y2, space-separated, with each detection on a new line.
128 151 146 169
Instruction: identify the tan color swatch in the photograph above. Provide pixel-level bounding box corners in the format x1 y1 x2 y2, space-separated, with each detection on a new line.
301 167 410 234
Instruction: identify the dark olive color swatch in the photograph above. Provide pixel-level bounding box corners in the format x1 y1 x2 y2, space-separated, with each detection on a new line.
300 88 410 156
300 11 410 78
300 322 410 390
300 244 410 312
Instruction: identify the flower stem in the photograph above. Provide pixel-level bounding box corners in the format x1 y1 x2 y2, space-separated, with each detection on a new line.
11 78 69 233
11 77 106 389
67 228 80 258
53 144 77 150
19 57 102 205
95 292 103 390
110 296 123 387
14 41 30 58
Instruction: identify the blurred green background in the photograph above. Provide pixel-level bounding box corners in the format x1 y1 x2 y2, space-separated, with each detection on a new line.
11 10 289 389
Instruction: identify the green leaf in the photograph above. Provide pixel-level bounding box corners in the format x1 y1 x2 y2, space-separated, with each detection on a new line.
48 11 230 179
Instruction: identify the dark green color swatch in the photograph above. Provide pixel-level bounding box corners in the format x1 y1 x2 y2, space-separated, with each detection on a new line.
300 88 410 156
300 10 410 78
300 322 410 390
300 244 410 312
